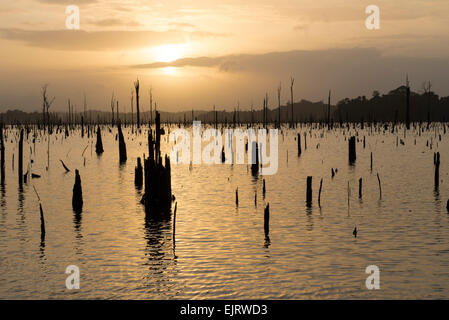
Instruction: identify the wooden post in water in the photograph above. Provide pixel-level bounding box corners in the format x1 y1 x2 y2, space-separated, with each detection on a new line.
370 152 373 171
434 152 440 189
306 176 312 207
18 129 23 185
95 126 104 154
297 133 301 156
348 136 356 163
264 204 270 237
72 169 83 213
118 122 127 163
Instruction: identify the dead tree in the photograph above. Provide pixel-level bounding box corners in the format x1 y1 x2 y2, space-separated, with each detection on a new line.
0 123 4 184
110 92 115 126
18 129 23 185
42 85 55 129
290 77 294 128
134 79 140 129
149 87 153 126
277 83 281 129
327 90 331 129
406 75 411 130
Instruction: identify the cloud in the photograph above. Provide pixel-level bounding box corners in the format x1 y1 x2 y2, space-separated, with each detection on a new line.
36 0 97 4
133 48 382 73
0 28 215 51
131 47 449 102
87 18 143 27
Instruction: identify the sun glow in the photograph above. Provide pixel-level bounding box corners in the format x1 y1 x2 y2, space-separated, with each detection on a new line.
154 43 187 63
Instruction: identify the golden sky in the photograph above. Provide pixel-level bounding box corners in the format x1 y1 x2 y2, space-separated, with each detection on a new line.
1 0 449 112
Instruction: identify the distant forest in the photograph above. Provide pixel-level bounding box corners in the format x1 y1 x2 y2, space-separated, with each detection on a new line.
1 84 449 124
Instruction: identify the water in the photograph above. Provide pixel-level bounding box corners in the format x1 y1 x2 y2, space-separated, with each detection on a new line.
0 124 448 299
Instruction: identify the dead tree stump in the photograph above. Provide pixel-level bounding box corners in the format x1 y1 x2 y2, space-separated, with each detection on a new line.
359 178 362 198
434 152 440 189
142 112 172 215
348 136 356 164
135 157 143 187
118 123 127 163
72 169 83 213
297 133 301 156
251 141 259 176
306 176 312 207
264 204 270 237
95 126 104 154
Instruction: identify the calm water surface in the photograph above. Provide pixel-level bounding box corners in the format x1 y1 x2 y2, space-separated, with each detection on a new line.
0 124 448 299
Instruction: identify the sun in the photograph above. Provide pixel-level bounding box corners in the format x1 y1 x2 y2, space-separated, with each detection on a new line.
154 43 186 63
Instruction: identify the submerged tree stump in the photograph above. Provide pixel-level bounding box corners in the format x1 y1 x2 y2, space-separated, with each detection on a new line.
95 126 104 154
348 136 356 164
142 112 172 215
118 123 127 163
297 133 301 156
434 152 440 189
306 176 312 207
264 204 270 237
135 157 143 187
72 169 83 213
251 141 259 176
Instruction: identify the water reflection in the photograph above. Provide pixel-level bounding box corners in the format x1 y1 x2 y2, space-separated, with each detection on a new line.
142 210 175 291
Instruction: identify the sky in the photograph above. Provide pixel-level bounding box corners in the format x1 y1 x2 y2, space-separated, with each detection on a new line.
1 0 449 112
